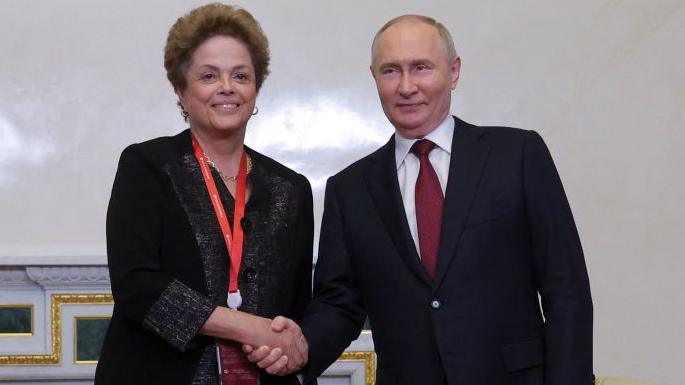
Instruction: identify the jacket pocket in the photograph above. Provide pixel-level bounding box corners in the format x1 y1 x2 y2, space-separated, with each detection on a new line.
501 338 545 372
464 199 517 228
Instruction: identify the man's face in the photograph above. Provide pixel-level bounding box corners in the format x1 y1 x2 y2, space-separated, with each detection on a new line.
371 20 460 138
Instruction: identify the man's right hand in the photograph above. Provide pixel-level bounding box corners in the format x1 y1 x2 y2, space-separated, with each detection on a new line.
243 316 308 376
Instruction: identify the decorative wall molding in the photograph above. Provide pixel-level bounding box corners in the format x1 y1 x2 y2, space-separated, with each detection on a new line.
0 267 35 288
25 267 110 290
339 351 376 385
0 293 114 366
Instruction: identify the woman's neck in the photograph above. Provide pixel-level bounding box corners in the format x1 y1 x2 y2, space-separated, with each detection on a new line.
191 127 246 176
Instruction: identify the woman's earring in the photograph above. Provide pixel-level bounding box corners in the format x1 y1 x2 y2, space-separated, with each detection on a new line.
177 101 189 122
252 106 259 116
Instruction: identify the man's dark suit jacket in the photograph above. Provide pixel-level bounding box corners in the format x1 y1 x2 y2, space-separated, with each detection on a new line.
301 116 593 385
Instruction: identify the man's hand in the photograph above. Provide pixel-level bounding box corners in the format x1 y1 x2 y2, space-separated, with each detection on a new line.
243 316 308 375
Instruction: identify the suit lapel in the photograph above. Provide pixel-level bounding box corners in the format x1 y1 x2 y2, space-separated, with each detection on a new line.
364 137 432 286
165 129 228 302
433 117 490 289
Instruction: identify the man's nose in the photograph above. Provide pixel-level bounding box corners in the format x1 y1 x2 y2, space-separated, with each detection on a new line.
398 73 417 96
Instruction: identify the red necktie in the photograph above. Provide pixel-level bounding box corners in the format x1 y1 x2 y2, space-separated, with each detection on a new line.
411 139 443 279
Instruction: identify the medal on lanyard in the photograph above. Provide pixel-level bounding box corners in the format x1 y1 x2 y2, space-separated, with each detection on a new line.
191 133 248 309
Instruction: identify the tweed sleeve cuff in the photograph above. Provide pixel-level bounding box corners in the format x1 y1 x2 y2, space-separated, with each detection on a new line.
142 279 215 351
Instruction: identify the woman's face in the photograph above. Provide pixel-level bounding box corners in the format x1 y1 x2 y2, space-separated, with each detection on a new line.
177 35 257 137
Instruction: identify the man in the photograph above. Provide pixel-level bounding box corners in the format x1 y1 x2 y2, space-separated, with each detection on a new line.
251 14 593 385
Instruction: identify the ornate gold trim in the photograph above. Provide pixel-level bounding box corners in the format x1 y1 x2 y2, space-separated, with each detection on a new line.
0 294 113 366
339 351 376 385
0 304 34 337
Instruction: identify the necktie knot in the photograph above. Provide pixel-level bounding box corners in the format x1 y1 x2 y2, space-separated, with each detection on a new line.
410 139 436 158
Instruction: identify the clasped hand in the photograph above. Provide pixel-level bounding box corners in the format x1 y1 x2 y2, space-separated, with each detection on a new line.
244 316 308 375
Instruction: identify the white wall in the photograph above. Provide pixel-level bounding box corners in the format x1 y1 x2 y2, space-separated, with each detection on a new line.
0 1 683 383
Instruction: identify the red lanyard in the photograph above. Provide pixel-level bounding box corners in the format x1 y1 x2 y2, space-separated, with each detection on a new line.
191 133 247 295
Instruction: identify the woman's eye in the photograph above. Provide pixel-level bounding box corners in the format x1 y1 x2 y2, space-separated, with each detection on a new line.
234 73 249 81
201 73 216 81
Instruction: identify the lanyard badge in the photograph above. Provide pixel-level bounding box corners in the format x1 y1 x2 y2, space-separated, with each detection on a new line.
191 133 248 309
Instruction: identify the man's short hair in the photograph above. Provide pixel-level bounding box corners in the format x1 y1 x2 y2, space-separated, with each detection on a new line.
371 14 458 64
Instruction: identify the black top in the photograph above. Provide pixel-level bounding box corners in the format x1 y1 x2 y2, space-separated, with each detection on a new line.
96 130 313 385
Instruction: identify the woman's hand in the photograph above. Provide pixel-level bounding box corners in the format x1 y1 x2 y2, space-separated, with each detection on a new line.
200 308 308 374
243 316 308 375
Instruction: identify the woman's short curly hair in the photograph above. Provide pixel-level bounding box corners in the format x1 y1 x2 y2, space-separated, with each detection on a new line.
164 3 270 92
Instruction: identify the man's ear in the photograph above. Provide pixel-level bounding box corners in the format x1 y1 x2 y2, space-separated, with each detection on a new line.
450 56 461 90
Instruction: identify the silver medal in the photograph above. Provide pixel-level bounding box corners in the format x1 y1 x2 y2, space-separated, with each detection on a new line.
227 290 242 309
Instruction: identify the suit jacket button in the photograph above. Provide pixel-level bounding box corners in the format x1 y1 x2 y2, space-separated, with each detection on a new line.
431 299 441 309
243 267 256 282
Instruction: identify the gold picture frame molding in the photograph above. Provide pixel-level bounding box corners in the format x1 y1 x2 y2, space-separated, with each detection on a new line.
0 303 34 337
339 351 376 385
0 294 113 366
73 315 111 365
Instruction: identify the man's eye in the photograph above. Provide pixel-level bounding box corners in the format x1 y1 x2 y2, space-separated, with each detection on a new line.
416 64 429 71
382 68 397 75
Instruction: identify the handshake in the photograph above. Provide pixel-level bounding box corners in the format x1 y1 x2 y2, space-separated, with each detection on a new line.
242 316 309 376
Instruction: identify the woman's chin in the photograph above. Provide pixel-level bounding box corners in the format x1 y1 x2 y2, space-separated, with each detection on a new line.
193 122 248 137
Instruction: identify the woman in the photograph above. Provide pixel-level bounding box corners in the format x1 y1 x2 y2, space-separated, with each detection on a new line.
95 4 312 385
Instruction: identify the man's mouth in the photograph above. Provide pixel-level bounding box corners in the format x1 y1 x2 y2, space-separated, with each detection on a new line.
396 102 424 109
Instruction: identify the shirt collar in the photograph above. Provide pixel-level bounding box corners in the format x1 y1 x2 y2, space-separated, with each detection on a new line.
394 114 455 169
